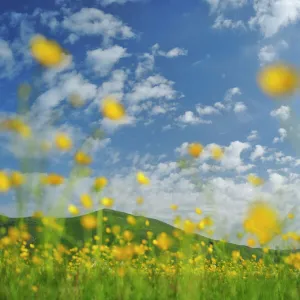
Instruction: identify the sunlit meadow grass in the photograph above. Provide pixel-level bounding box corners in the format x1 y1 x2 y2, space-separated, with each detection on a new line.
0 36 300 300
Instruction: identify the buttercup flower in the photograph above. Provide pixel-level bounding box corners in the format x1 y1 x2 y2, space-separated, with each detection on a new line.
136 172 150 185
188 143 203 158
101 96 126 120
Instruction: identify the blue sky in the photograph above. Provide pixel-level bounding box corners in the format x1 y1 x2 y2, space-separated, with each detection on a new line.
1 0 300 248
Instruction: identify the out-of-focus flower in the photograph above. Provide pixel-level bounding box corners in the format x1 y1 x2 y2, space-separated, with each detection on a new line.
0 171 10 192
55 133 72 151
10 171 25 187
154 232 173 251
94 177 108 191
75 151 92 165
80 215 97 230
30 35 65 68
170 204 178 211
127 216 136 226
41 174 64 186
257 63 299 98
211 145 224 160
243 200 281 245
101 96 126 120
1 119 31 138
195 208 202 215
80 194 93 209
136 172 150 185
136 196 144 205
68 93 85 108
247 174 264 186
101 197 114 208
188 143 203 158
68 205 79 216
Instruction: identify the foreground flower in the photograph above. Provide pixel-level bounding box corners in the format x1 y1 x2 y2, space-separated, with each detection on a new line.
101 197 114 208
30 35 65 67
211 145 224 160
257 63 299 98
243 201 281 245
0 171 10 192
94 177 108 191
80 215 97 230
75 151 92 165
154 232 173 251
41 174 64 185
188 143 203 158
101 97 126 120
10 171 25 187
80 194 93 209
247 174 264 186
68 205 79 216
136 172 150 185
55 133 72 151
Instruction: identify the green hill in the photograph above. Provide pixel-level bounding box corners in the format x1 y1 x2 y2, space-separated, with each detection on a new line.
0 209 297 262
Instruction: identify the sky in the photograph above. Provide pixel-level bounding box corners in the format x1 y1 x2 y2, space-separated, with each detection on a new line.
1 0 300 248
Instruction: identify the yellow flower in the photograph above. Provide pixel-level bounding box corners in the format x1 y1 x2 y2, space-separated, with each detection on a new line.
74 151 92 165
170 204 178 211
41 174 64 186
247 174 264 187
247 238 256 247
188 143 203 158
101 96 126 120
1 119 31 138
155 232 173 251
232 250 240 260
30 35 65 67
80 194 93 209
211 145 224 160
136 196 144 205
287 213 294 219
257 63 299 98
0 171 10 192
55 133 72 151
243 201 281 245
123 230 134 241
80 215 97 230
145 220 150 226
101 197 114 208
127 216 136 226
136 172 150 185
195 207 202 215
183 219 196 234
94 177 108 191
68 205 79 216
10 171 25 187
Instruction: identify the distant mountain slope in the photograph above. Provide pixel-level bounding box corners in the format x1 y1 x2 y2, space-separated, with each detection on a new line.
0 209 296 261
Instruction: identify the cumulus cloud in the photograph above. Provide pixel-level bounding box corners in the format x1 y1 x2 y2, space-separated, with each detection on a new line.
258 40 288 65
86 45 129 76
273 128 287 143
177 111 212 125
233 102 247 113
247 130 259 141
250 145 266 161
0 39 15 78
270 106 291 121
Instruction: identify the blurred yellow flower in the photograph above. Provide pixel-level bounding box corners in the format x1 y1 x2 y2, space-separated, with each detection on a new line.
247 238 256 247
101 97 126 120
1 119 31 138
30 35 65 67
127 215 136 226
136 172 150 185
170 204 178 211
257 63 299 98
0 171 10 192
80 215 97 230
101 197 114 208
68 205 79 216
243 201 281 245
211 145 224 160
136 196 144 205
188 143 203 158
247 174 264 186
41 173 64 186
80 194 93 209
94 176 108 191
155 232 173 251
68 93 85 108
10 171 25 187
288 213 294 219
55 133 72 151
195 208 202 215
183 219 196 234
123 230 134 241
232 250 240 261
75 151 92 165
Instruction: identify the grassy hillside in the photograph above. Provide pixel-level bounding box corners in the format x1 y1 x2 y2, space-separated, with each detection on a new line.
0 209 296 262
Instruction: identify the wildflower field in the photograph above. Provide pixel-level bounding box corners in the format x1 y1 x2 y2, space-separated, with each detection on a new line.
1 27 300 300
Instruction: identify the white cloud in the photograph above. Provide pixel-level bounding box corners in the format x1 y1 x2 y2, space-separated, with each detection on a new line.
98 0 143 6
233 101 247 113
212 15 245 29
152 43 188 58
205 0 247 12
258 40 288 65
196 105 219 115
86 45 128 76
0 39 15 78
273 128 287 143
250 145 266 161
126 75 178 103
270 106 291 121
249 0 300 38
247 130 259 141
177 111 212 125
62 8 135 44
135 53 155 79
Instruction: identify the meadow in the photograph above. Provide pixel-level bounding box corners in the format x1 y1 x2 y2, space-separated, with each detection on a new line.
0 36 300 300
